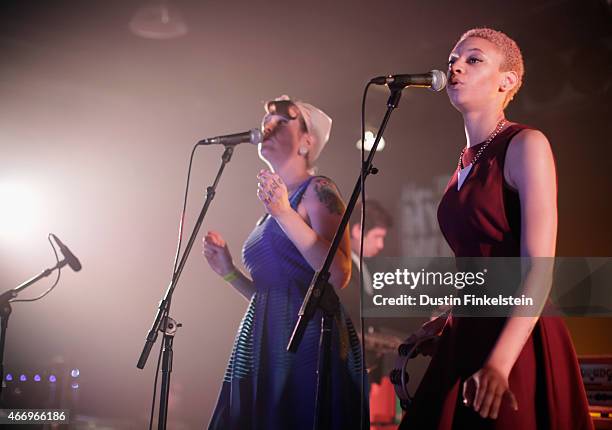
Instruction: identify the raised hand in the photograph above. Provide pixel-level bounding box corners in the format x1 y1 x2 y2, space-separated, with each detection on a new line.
202 230 234 277
256 170 291 218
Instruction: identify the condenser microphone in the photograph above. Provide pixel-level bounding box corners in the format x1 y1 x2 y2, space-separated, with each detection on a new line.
370 70 447 91
50 234 82 272
198 128 262 146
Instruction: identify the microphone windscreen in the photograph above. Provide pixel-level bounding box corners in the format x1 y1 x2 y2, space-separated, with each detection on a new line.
430 70 447 92
250 128 263 145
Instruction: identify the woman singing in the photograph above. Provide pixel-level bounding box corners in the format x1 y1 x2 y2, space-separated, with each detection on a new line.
400 28 593 429
203 96 367 429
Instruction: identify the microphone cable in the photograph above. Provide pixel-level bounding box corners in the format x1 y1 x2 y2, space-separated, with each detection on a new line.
147 142 200 430
359 81 373 430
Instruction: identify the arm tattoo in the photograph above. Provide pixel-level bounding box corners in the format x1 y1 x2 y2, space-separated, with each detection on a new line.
313 178 344 215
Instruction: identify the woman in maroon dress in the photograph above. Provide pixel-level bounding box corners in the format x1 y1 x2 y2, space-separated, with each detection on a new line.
399 28 593 429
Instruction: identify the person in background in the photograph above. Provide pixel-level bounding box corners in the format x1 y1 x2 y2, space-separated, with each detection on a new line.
339 198 393 329
341 199 402 427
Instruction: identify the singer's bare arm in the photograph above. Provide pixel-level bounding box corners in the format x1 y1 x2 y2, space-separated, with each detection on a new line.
464 129 557 419
224 268 256 300
274 177 352 289
486 129 557 374
202 230 255 301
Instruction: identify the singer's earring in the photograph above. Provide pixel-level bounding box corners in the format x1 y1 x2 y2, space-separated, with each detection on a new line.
298 146 308 156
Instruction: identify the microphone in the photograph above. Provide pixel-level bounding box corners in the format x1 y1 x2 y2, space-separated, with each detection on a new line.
370 70 447 92
198 128 262 146
50 234 82 272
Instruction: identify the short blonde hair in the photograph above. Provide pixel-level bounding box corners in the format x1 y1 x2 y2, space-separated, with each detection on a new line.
456 28 525 108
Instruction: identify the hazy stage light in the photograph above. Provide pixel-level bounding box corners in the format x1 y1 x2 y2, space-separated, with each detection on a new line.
34 374 41 382
356 131 386 152
129 2 188 40
49 375 57 383
71 368 80 378
19 374 27 382
0 181 40 239
5 373 13 382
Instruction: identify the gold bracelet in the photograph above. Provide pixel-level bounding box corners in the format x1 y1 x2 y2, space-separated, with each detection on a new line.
223 270 238 283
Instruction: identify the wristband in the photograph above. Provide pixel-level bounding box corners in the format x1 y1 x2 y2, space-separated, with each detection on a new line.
223 270 238 283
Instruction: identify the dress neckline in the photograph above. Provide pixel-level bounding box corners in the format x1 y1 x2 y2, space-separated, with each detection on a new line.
464 122 514 152
288 175 314 200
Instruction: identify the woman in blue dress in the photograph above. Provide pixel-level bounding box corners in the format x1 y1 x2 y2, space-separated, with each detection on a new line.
203 95 368 429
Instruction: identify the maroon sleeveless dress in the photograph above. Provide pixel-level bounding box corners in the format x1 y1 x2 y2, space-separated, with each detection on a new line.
399 124 593 429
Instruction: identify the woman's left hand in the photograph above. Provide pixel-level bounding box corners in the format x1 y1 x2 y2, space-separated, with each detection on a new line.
257 170 290 218
462 364 518 419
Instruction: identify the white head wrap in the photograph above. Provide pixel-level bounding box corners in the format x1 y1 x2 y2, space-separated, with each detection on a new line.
265 95 332 163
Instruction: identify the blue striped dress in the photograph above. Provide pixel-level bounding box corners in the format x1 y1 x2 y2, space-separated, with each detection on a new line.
208 176 368 430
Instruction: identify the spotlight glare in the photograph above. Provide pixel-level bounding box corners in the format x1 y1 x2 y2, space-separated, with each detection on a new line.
356 130 386 152
34 374 41 382
71 369 80 378
0 182 41 239
129 3 188 40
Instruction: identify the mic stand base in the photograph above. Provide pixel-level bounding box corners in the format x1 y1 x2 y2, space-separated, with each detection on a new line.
0 301 11 400
157 316 180 430
138 145 235 430
0 261 67 400
313 281 339 430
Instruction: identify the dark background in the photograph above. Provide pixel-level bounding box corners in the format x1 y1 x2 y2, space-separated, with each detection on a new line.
1 0 611 427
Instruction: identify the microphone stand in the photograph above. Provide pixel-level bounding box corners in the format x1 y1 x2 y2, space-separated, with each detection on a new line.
0 257 74 399
287 86 404 430
137 145 235 430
